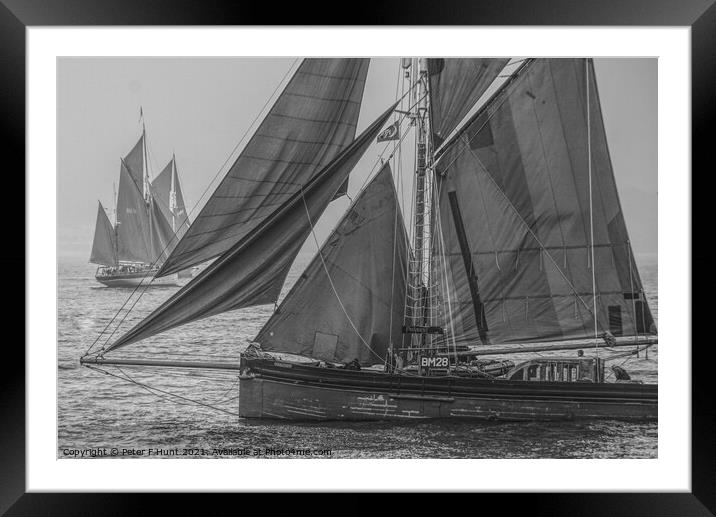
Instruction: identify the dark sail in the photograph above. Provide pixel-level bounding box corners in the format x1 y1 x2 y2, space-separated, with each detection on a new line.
434 58 655 347
256 164 409 366
89 201 117 266
124 133 145 189
116 160 153 264
428 58 509 146
106 104 395 351
157 58 370 277
151 157 190 241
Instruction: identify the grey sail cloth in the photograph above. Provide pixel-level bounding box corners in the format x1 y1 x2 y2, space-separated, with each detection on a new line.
157 58 370 277
428 58 509 147
148 195 176 264
256 164 409 366
116 160 153 264
151 158 190 241
89 201 117 266
434 58 655 347
107 104 395 352
124 133 145 189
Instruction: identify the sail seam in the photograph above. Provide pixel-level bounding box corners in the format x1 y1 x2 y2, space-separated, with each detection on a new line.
265 112 359 126
153 58 304 276
280 91 363 104
250 133 350 146
295 69 368 82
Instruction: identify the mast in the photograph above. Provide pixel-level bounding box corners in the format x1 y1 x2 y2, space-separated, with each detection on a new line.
113 181 118 265
141 109 154 264
170 153 177 233
406 58 439 359
140 107 149 202
586 59 599 359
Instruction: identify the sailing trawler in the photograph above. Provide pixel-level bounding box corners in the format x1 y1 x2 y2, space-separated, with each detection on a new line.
90 121 192 287
82 58 657 422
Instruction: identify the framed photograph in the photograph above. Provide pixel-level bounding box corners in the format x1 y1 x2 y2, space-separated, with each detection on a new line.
6 0 710 511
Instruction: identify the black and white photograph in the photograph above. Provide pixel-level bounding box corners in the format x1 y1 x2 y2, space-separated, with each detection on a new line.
0 0 712 506
57 56 659 459
4 8 703 502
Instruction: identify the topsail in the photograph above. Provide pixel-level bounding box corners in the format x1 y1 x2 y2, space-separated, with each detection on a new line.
123 134 145 189
434 58 655 347
116 160 154 264
157 58 371 277
428 58 509 146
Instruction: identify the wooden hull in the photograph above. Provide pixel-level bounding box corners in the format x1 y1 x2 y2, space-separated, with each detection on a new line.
95 271 179 287
239 357 657 422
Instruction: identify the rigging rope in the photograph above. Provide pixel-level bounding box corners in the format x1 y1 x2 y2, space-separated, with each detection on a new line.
299 188 393 366
433 59 532 173
85 364 242 416
587 59 599 357
295 125 421 378
85 62 421 358
457 131 597 320
84 59 303 358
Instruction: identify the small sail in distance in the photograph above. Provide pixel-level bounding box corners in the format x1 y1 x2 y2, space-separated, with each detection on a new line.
150 156 190 241
89 201 117 266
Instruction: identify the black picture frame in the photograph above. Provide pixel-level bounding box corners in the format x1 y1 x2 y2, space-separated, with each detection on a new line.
4 0 711 513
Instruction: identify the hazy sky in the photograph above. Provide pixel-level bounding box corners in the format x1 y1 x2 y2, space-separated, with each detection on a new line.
57 57 657 259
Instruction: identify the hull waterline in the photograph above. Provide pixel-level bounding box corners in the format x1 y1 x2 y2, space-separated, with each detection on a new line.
239 357 657 422
95 271 180 287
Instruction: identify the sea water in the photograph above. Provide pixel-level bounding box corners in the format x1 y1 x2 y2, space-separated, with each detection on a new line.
57 254 658 459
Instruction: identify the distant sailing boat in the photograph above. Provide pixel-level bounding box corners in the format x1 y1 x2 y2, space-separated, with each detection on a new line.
83 58 658 421
90 119 192 287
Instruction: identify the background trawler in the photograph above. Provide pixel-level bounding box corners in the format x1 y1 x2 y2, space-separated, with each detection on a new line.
89 119 193 287
83 57 658 422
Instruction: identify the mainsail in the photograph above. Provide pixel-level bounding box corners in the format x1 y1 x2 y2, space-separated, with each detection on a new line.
114 158 176 265
151 156 190 241
107 104 395 351
124 133 145 189
256 164 408 366
157 58 371 277
89 201 117 266
116 160 153 264
428 58 509 147
434 58 655 347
